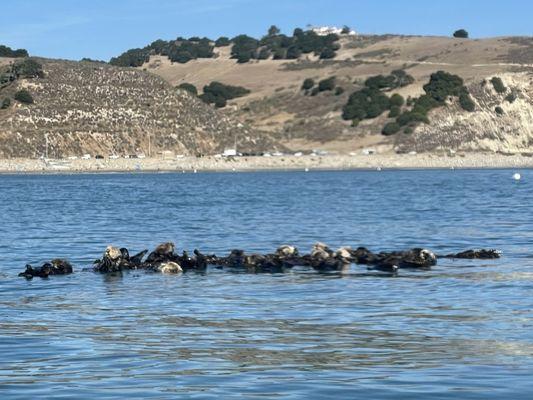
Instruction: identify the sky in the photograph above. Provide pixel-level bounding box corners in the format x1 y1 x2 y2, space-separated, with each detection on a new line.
1 0 532 61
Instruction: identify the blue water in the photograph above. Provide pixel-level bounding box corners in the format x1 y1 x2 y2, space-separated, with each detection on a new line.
1 170 532 399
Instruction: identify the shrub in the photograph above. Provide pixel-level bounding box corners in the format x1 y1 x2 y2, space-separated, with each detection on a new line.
319 47 336 59
318 77 336 91
310 87 320 96
351 118 359 127
200 81 250 107
341 26 351 34
14 89 34 104
301 78 315 90
505 93 517 103
110 48 150 67
423 71 464 103
382 122 401 135
342 87 390 120
397 111 429 126
231 34 259 63
365 71 414 91
389 93 404 107
495 106 504 115
453 29 469 38
178 83 198 95
459 92 475 112
388 106 401 118
286 46 302 59
0 45 28 58
391 69 415 87
12 58 44 78
1 97 11 109
334 87 345 96
490 77 506 93
215 37 231 47
404 127 414 134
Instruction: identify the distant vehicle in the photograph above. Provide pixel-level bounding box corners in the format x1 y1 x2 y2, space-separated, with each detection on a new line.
109 154 119 159
262 152 272 157
293 152 303 157
223 149 237 157
176 154 185 159
361 148 376 155
81 154 91 160
272 151 283 156
137 153 146 159
95 155 104 159
128 154 138 159
67 156 78 160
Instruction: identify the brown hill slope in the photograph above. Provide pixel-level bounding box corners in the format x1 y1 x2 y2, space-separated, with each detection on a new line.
145 35 533 154
0 59 277 158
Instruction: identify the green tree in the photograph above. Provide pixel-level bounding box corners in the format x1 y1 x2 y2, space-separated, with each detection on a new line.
318 77 336 91
390 93 404 107
490 77 506 93
459 92 475 112
301 78 315 90
268 25 281 36
14 89 34 104
382 122 401 135
495 106 504 115
215 37 231 47
453 29 469 38
178 83 198 95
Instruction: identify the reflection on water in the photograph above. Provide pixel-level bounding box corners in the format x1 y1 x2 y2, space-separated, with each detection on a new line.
1 170 533 398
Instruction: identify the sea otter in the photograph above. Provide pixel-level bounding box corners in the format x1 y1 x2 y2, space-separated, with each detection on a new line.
18 259 73 279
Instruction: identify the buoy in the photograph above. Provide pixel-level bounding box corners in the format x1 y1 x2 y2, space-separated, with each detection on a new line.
304 167 309 172
193 169 197 174
376 166 382 171
513 173 521 181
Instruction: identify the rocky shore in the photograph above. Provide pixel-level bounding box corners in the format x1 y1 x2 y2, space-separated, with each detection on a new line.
1 153 533 174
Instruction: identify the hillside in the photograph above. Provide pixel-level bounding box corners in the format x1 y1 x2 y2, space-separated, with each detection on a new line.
143 34 533 154
0 58 277 158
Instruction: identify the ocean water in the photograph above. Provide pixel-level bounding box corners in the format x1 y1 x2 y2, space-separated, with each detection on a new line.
1 169 532 399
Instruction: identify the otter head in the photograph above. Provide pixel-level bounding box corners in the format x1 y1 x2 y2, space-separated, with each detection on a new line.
276 245 298 258
155 242 175 255
104 246 122 261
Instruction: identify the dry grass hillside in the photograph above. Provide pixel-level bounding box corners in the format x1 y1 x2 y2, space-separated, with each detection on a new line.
145 35 533 154
0 59 277 158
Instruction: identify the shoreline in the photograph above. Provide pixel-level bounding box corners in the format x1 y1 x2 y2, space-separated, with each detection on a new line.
0 153 532 174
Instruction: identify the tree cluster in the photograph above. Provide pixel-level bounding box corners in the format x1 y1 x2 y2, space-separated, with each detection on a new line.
0 45 28 58
14 89 34 104
110 37 215 67
230 26 340 63
342 72 412 121
199 81 250 108
490 77 506 94
178 82 198 95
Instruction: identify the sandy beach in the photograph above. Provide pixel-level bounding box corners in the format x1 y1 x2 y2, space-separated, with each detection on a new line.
0 153 532 174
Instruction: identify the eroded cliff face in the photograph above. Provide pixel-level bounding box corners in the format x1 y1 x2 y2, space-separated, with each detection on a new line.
395 73 533 154
0 60 276 158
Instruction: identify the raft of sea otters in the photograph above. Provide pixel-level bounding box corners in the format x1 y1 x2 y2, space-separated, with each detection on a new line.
18 242 501 279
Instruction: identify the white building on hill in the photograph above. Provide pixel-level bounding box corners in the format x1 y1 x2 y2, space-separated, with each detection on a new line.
311 26 356 36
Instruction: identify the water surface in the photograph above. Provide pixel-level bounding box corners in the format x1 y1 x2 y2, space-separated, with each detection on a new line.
1 170 532 399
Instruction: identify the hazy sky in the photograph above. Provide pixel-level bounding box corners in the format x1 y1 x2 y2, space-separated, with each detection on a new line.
1 0 531 61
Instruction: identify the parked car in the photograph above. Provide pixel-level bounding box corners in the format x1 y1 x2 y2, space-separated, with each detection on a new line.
95 155 104 159
137 153 146 159
109 154 119 159
81 154 91 160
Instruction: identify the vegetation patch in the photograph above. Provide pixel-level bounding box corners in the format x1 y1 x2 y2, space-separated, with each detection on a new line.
0 44 28 58
199 81 250 108
490 77 506 93
178 82 198 95
14 89 34 104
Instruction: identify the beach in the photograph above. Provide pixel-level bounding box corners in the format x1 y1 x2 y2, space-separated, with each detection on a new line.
1 153 533 173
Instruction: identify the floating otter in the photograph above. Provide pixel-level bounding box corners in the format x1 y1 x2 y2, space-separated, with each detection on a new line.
93 245 147 273
158 262 183 274
442 249 501 259
18 259 73 279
